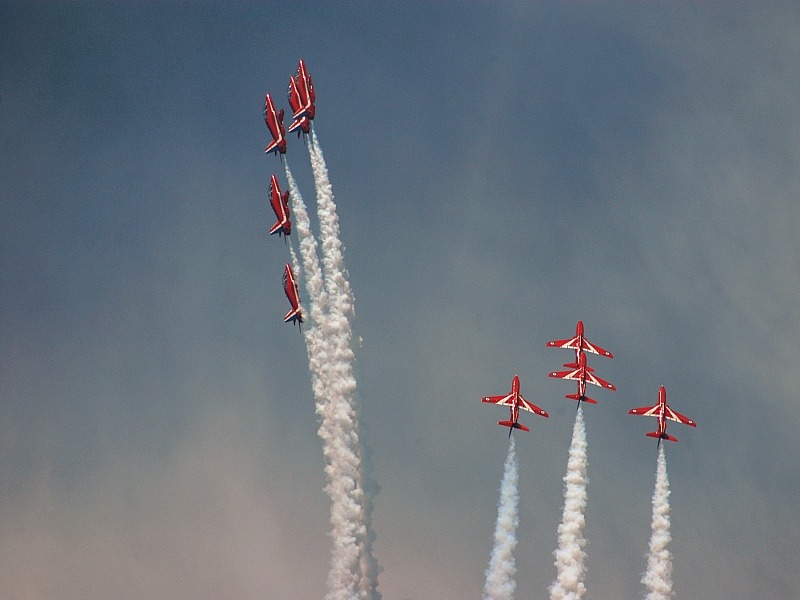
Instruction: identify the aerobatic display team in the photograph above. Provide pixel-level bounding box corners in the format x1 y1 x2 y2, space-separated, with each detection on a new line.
264 60 695 600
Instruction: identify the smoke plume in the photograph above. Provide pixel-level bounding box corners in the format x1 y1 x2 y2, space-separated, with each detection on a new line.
642 444 673 600
283 134 380 600
549 407 589 600
483 436 520 600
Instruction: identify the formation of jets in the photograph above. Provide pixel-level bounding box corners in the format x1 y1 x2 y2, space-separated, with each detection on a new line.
287 58 315 135
257 60 318 330
481 320 697 446
262 60 317 327
548 321 615 408
262 63 701 447
264 59 316 155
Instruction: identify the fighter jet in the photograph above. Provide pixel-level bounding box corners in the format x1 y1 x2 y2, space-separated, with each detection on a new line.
549 350 615 406
546 320 613 359
629 385 696 446
482 375 549 436
282 263 303 326
287 59 315 135
263 93 287 155
268 174 291 237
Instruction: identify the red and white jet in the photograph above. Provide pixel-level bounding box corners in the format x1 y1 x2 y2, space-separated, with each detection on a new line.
282 263 303 326
268 174 291 237
629 385 696 446
263 93 287 155
287 59 315 135
549 350 616 405
482 375 548 436
546 320 613 360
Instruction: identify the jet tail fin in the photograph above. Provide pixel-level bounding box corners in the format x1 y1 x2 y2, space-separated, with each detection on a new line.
646 431 678 442
566 393 597 404
498 420 530 432
291 106 308 121
284 308 303 324
563 362 595 372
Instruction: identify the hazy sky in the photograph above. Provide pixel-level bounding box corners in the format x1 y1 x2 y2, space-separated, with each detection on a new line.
2 3 800 599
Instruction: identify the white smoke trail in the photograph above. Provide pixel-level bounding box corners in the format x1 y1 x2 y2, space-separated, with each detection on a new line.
308 126 381 600
308 126 355 318
283 160 364 600
358 439 382 600
284 160 327 325
642 445 673 600
283 161 328 421
549 407 589 600
483 436 520 600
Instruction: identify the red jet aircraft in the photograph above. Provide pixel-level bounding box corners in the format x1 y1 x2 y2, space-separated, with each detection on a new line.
263 93 287 155
629 385 696 446
282 263 303 326
287 59 315 135
268 174 291 237
549 350 616 405
546 320 613 359
482 375 548 436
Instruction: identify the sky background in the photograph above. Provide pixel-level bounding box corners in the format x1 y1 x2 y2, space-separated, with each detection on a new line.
2 3 800 599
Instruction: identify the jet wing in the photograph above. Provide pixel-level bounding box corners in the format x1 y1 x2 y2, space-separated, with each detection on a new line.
288 115 310 135
269 222 282 235
265 138 280 154
550 367 615 390
549 367 581 381
665 406 696 426
518 394 549 418
584 371 616 390
628 404 660 417
269 204 290 236
580 338 613 358
546 335 580 351
482 393 514 407
546 335 613 358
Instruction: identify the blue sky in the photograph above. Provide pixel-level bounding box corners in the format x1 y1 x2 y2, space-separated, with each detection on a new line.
2 3 800 598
